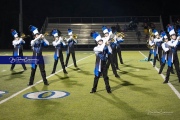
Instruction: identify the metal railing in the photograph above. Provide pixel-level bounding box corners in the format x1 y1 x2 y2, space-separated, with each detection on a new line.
40 17 49 34
47 16 161 23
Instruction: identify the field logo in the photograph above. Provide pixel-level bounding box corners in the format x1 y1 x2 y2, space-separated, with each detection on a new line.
23 91 70 100
0 91 8 97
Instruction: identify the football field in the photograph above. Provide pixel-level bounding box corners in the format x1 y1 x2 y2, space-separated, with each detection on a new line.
0 50 180 120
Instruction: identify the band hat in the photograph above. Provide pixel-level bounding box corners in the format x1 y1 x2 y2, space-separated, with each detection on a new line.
68 29 73 35
153 29 159 36
91 31 102 42
29 25 39 35
11 29 18 38
108 28 112 35
51 29 59 37
160 31 167 39
102 26 109 34
167 25 175 36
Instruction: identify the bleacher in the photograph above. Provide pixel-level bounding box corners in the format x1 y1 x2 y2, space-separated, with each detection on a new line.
42 17 163 50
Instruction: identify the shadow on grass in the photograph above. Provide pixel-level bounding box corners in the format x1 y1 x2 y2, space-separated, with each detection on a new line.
95 93 158 119
111 80 135 92
120 63 149 70
4 71 26 80
119 70 150 81
11 71 24 75
68 67 94 75
49 74 84 87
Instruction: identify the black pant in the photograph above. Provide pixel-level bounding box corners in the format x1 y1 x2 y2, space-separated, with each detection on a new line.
29 63 48 85
158 47 162 65
11 52 26 70
148 53 152 61
11 63 26 70
106 54 119 76
153 48 162 66
159 62 174 74
153 55 158 66
112 50 119 69
52 54 66 73
65 52 77 67
91 61 111 92
165 56 180 82
117 48 123 64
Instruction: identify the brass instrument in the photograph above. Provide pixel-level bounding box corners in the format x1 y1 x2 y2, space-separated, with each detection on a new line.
115 32 127 38
109 34 115 42
63 34 78 41
148 28 154 37
20 33 30 39
146 37 155 49
40 32 49 39
72 34 78 39
43 32 49 36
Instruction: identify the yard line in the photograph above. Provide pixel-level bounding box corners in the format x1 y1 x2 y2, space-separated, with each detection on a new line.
0 54 94 104
139 51 180 99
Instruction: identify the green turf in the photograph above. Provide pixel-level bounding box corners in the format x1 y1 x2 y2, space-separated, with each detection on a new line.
0 50 180 120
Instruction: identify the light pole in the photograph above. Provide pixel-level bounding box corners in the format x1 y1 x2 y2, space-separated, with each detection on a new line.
19 0 23 35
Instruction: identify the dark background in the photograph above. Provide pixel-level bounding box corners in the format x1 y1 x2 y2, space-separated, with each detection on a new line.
0 0 179 49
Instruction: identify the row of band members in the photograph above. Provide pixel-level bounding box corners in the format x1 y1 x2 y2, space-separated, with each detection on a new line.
147 25 180 84
10 25 125 93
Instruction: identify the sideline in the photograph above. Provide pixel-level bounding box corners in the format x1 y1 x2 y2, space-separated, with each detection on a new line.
0 54 94 104
139 51 180 99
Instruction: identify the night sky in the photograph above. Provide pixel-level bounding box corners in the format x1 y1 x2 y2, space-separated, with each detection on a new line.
0 0 179 49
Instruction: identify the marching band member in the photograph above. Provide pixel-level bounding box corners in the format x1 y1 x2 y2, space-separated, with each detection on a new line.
147 34 155 61
102 26 120 78
163 25 180 83
158 32 169 73
158 31 174 74
116 32 124 65
152 29 163 67
90 31 111 93
51 29 68 74
108 28 119 70
28 25 49 86
65 29 78 67
10 29 27 71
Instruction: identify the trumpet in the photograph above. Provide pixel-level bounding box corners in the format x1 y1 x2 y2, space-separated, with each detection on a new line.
63 34 78 41
20 33 30 39
43 32 49 36
40 32 49 39
115 32 127 38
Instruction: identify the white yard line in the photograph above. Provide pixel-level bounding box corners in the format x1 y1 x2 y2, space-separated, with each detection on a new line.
0 54 94 104
139 51 180 99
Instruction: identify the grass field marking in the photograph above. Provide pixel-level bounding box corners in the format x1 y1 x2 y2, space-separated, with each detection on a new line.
0 54 94 105
139 51 180 99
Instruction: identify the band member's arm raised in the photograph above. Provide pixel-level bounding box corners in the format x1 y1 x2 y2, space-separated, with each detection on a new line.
30 34 42 46
19 38 25 44
42 38 49 46
60 37 66 46
162 43 169 52
167 40 179 47
52 39 60 46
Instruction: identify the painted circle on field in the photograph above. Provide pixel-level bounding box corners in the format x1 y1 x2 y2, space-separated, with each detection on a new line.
0 91 8 97
23 91 70 100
